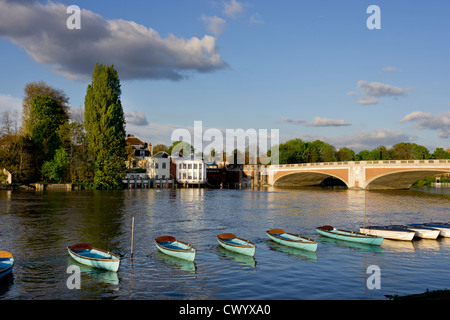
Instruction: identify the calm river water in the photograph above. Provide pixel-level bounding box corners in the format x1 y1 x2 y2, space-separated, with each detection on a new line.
0 186 449 300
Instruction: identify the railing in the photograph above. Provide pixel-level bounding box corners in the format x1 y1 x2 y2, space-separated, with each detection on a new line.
243 159 450 170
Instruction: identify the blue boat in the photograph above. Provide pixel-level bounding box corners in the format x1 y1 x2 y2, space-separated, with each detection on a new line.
316 225 383 246
0 251 14 280
266 229 318 252
217 233 256 257
68 243 120 272
155 236 196 262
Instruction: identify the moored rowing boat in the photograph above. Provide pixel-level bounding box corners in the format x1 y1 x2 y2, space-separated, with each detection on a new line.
317 226 383 245
359 225 415 241
0 251 14 280
406 224 441 239
217 233 256 257
266 229 318 252
155 236 196 262
419 222 450 237
68 243 120 272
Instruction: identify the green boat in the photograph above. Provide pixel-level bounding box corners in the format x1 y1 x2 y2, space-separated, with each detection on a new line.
316 225 383 246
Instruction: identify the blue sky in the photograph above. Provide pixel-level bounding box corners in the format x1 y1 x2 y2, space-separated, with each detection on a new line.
0 0 449 153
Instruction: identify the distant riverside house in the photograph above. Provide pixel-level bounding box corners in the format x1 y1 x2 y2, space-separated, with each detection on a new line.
146 151 173 181
126 134 152 168
172 154 206 185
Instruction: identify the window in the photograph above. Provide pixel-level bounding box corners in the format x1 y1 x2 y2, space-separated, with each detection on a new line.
194 163 198 169
162 162 166 169
155 163 158 169
188 163 192 169
162 175 165 180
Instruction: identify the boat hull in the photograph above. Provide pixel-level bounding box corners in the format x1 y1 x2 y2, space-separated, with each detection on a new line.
68 244 120 272
217 233 255 257
266 230 318 252
359 227 415 241
407 224 440 239
420 223 450 237
0 251 14 280
317 226 383 246
155 236 196 262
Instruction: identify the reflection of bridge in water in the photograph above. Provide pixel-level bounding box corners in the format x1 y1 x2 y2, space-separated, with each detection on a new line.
243 159 450 190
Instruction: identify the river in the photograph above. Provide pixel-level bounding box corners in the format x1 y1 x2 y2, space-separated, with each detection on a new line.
0 186 449 300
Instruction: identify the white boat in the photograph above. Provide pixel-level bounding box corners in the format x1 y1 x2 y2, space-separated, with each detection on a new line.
266 229 318 252
406 224 441 239
68 243 120 272
217 233 256 257
155 236 196 262
419 222 450 237
359 225 415 241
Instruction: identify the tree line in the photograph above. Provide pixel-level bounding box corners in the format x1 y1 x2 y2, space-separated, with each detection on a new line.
275 138 450 165
0 63 127 189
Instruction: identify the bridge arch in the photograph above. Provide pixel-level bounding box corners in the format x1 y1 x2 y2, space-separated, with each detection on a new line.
273 171 350 188
366 168 450 189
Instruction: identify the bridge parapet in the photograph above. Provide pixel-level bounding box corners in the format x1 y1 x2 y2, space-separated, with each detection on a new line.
243 159 450 189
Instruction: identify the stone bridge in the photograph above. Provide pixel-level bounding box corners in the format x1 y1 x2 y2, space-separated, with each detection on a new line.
243 159 450 190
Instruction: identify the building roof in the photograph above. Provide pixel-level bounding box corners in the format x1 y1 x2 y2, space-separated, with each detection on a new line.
126 134 145 146
153 151 170 158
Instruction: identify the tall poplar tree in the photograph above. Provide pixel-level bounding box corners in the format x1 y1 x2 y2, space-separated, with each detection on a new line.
84 63 126 189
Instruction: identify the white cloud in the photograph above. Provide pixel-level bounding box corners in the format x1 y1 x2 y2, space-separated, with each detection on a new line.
401 110 450 138
249 13 264 25
223 0 244 18
298 128 414 152
357 97 379 105
125 111 149 126
282 117 305 125
0 1 228 81
353 80 406 105
382 66 399 72
201 15 226 35
0 94 22 114
357 80 405 97
306 117 351 127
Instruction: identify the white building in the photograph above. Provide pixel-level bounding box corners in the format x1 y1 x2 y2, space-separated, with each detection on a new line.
173 155 206 185
146 151 172 181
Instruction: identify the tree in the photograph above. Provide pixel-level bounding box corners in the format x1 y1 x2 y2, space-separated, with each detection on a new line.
432 147 450 159
42 147 70 182
167 141 194 157
278 138 307 164
337 147 355 161
22 80 69 137
152 144 167 155
84 63 126 189
29 95 69 164
389 143 430 160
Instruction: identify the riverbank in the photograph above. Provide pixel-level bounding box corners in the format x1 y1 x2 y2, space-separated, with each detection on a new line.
387 289 450 300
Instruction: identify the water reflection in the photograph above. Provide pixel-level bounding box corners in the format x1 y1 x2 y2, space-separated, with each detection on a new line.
216 246 256 268
317 236 383 255
265 240 318 262
1 187 449 300
152 250 197 274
